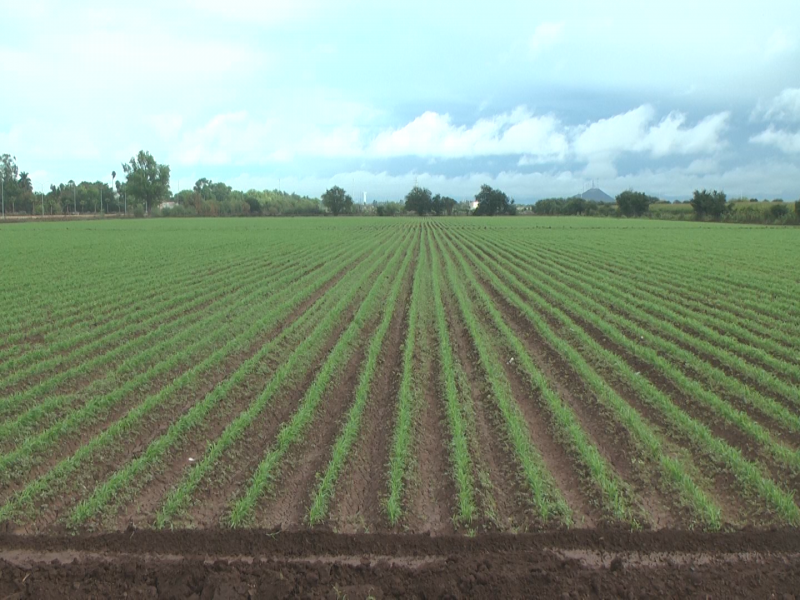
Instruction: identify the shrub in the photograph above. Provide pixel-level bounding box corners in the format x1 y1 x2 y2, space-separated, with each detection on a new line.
690 189 728 220
133 205 145 218
770 203 789 219
616 190 658 217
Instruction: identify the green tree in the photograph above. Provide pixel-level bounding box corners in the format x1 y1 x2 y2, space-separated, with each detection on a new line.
616 190 657 217
404 186 432 216
122 150 170 214
1 154 20 213
769 203 789 219
473 184 516 216
321 185 353 216
690 189 728 220
430 194 444 216
440 196 457 215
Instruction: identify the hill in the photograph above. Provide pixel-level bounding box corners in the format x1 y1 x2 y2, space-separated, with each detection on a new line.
574 187 614 202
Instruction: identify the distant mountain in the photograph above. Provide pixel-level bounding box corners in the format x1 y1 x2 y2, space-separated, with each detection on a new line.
574 187 614 202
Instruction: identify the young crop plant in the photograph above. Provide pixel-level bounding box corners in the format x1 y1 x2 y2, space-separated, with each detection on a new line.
155 233 412 528
444 230 724 529
0 236 385 521
432 234 571 526
427 231 478 525
435 231 637 526
228 240 415 527
0 245 361 468
68 247 369 528
451 231 799 526
306 239 416 525
475 239 800 473
385 232 427 526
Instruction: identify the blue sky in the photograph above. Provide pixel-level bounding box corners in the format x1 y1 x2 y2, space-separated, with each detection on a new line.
1 0 799 202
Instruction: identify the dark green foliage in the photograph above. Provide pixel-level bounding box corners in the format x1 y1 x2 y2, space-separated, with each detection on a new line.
244 197 261 215
194 178 233 203
473 184 516 216
404 186 433 216
122 151 170 214
132 205 145 218
690 189 728 220
321 186 353 216
376 201 405 216
616 190 658 217
769 203 789 219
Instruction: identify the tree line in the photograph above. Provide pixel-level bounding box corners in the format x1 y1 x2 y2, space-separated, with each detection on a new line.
530 189 800 224
322 183 517 216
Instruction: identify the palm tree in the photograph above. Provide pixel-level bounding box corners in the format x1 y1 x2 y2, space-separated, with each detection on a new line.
18 172 32 193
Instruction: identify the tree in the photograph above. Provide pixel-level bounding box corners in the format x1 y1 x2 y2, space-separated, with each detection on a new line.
430 194 442 216
122 150 170 214
321 185 353 216
244 195 262 215
770 202 789 219
404 186 432 216
616 190 657 217
1 154 20 213
690 189 728 220
473 184 516 216
441 196 457 216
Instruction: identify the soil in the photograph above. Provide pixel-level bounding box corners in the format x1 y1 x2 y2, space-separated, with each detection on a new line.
1 529 799 599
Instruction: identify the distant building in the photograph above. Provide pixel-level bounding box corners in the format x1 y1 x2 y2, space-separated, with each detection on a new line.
159 201 178 210
469 200 479 210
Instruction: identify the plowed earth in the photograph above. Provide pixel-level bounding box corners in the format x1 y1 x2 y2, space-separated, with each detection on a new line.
2 217 799 598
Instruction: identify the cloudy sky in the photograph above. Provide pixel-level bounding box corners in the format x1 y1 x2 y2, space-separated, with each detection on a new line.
2 0 799 202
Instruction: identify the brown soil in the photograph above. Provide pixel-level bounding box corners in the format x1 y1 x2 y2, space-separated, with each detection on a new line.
2 529 800 599
1 268 353 528
478 281 679 529
254 337 371 529
114 267 353 530
326 264 413 533
448 235 747 527
441 271 532 531
173 266 381 529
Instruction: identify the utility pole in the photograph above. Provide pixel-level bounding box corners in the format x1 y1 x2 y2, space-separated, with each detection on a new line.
1 175 4 220
73 182 76 214
40 187 44 217
100 184 103 214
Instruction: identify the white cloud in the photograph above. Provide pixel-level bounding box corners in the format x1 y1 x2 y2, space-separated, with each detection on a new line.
572 106 729 177
754 88 800 122
640 111 729 157
370 108 568 160
750 127 800 153
529 22 565 57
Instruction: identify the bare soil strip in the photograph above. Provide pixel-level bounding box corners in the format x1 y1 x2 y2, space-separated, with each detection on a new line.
1 530 799 599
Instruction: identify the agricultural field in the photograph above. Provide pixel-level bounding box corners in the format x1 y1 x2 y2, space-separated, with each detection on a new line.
1 217 799 597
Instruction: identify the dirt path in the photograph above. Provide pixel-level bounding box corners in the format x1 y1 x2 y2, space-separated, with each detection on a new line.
2 530 800 599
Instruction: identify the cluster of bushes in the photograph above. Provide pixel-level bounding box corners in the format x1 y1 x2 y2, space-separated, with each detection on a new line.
530 197 615 216
528 189 799 225
161 185 323 217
